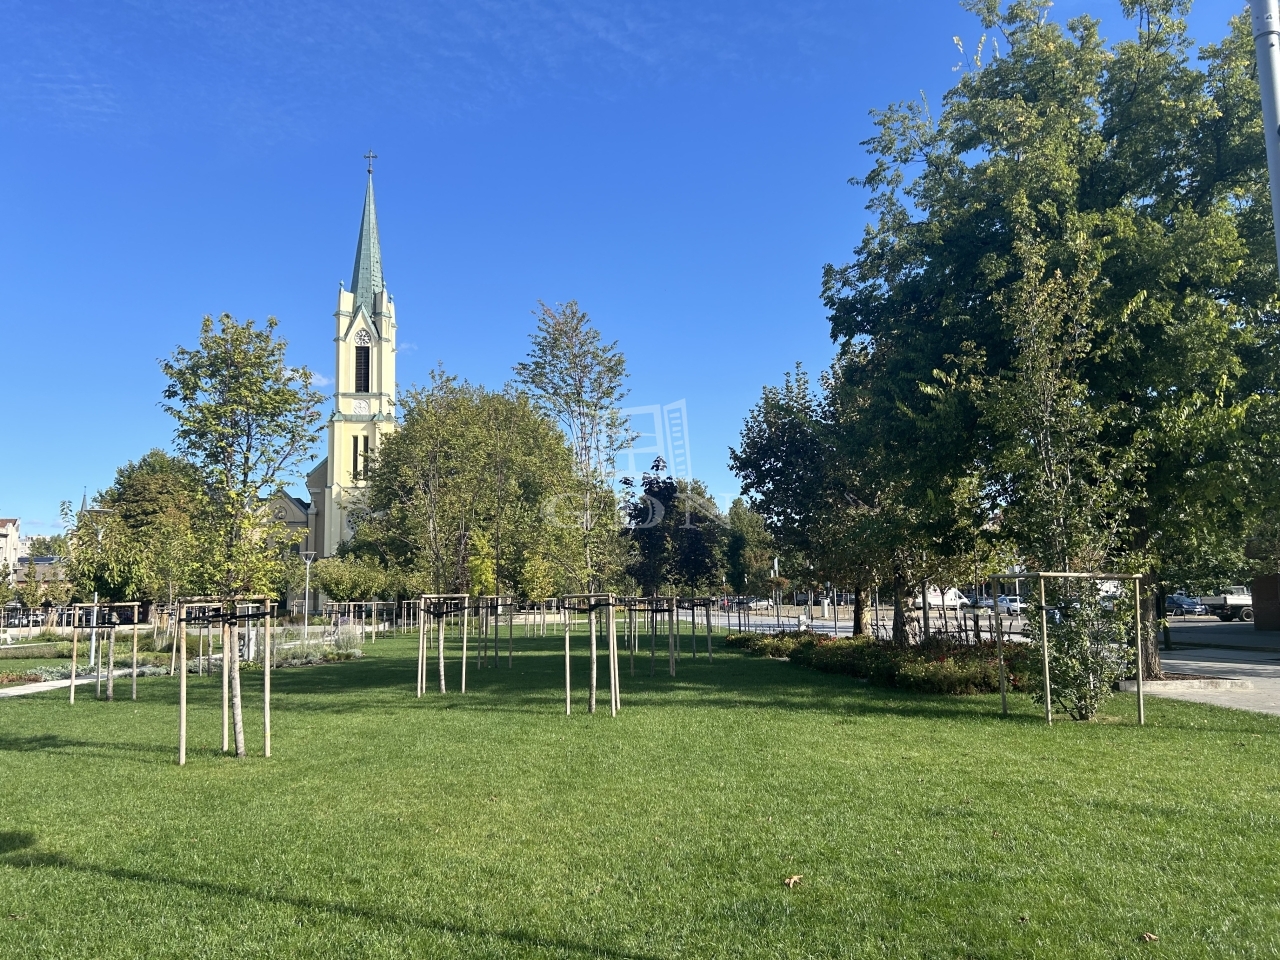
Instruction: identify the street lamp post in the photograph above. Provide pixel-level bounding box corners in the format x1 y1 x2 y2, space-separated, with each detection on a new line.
301 551 316 647
1253 0 1280 275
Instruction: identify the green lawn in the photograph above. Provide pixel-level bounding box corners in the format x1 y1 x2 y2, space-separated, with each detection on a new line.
1 628 1278 958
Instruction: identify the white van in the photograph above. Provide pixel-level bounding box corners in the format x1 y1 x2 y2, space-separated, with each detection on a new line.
912 586 971 610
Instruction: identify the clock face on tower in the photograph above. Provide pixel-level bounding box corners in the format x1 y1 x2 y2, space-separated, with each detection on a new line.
352 399 370 415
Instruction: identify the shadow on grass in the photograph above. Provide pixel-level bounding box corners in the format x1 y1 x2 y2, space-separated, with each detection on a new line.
0 731 173 758
0 839 662 960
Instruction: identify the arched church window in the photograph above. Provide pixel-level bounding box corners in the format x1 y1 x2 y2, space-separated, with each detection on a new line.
354 329 371 393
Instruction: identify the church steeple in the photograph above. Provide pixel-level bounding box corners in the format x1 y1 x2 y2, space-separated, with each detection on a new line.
349 172 383 318
312 160 399 559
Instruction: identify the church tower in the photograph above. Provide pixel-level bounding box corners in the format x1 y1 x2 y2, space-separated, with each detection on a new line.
308 167 398 557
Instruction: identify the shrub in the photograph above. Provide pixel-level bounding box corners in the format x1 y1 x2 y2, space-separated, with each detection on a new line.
1027 599 1135 721
726 629 1036 697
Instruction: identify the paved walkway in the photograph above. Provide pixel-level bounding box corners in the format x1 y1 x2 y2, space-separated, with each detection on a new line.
1148 620 1280 715
0 670 132 700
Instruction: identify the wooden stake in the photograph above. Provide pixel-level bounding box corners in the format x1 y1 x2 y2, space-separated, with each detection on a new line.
131 616 138 700
990 576 1007 717
264 611 272 758
589 607 598 714
438 614 446 694
564 612 571 715
106 626 116 701
608 600 619 716
706 603 713 663
1134 577 1145 726
69 620 78 704
222 619 230 753
650 602 656 676
1039 576 1052 726
461 603 469 693
178 605 187 767
668 598 675 677
417 601 426 698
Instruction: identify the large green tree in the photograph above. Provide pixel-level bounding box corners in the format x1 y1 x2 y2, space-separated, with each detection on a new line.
817 1 1280 672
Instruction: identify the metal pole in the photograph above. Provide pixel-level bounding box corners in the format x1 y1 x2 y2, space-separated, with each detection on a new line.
1253 0 1280 274
1039 575 1052 726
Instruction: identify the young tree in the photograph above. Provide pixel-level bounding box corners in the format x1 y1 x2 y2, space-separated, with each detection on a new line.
980 235 1133 574
514 301 634 591
161 314 322 758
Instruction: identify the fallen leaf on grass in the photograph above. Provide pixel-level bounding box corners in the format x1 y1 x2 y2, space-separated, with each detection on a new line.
783 875 802 889
992 831 1002 839
1141 933 1159 942
7 915 24 921
1018 916 1028 924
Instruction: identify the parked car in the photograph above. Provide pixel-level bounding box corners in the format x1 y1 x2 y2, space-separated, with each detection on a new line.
747 597 774 610
996 595 1025 616
1165 594 1208 616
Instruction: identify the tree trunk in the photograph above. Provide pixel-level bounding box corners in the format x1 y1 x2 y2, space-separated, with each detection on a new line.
853 584 870 636
892 566 908 647
1140 576 1163 681
230 620 246 757
1155 583 1173 651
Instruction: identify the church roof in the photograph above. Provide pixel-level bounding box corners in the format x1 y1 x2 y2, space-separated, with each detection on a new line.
349 174 384 317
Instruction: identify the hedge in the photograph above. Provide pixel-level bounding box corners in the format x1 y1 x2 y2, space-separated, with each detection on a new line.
723 630 1039 695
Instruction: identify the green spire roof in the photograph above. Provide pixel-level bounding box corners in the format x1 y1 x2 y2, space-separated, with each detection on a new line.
349 174 384 316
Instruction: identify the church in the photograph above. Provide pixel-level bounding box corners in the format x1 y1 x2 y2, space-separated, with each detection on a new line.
273 165 398 582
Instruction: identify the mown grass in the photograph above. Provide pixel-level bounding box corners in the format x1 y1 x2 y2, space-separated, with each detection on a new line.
1 627 1278 958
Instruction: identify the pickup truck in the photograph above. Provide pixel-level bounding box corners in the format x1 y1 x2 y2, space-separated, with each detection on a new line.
1199 586 1253 622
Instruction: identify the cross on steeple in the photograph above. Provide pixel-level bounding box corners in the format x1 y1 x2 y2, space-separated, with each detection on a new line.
364 150 377 175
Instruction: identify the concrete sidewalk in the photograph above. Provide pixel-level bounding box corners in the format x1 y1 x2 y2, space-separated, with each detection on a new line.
1145 620 1280 715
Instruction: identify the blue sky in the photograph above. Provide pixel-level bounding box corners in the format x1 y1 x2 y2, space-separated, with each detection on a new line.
0 0 1249 534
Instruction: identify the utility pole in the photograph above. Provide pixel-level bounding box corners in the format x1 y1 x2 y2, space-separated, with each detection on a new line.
1253 0 1280 274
